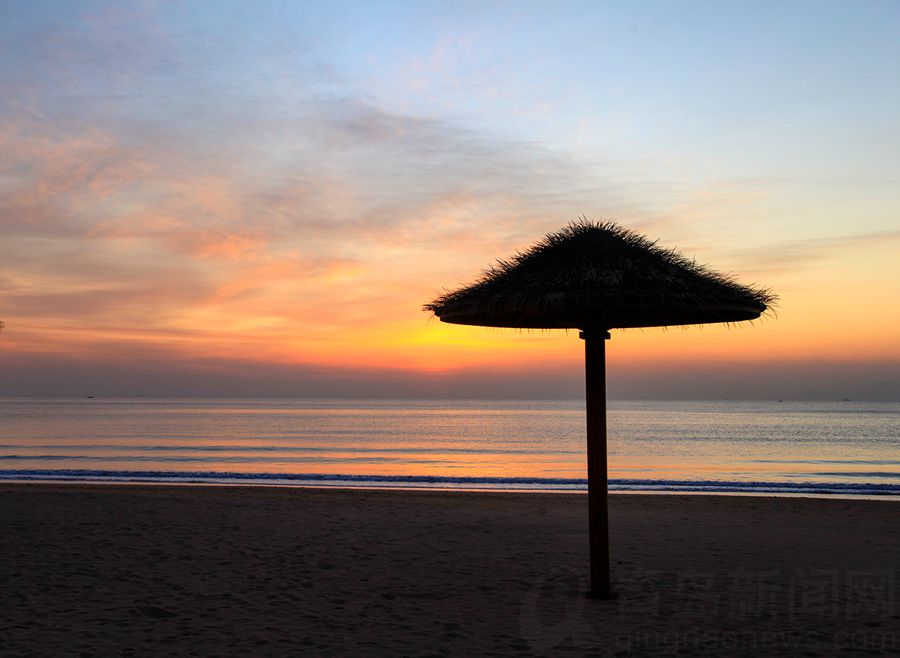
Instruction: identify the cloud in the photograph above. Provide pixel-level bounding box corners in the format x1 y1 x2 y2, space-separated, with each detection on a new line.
727 229 900 275
1 2 654 375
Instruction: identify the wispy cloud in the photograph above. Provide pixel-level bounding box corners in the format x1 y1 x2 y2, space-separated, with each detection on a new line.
0 2 650 367
727 229 900 275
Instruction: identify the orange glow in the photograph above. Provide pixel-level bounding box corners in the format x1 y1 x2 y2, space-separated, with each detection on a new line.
2 118 899 392
3 227 899 382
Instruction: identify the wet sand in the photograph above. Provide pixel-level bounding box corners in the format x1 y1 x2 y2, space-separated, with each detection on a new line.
1 484 897 656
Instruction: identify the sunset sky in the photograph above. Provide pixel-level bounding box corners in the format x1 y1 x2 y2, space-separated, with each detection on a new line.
1 1 899 399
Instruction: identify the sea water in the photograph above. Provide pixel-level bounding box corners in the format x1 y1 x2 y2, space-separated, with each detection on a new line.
0 398 898 496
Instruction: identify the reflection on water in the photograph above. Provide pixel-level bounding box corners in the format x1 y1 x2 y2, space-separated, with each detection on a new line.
0 398 898 493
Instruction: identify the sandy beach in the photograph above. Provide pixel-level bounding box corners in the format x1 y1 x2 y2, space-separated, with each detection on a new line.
0 485 896 657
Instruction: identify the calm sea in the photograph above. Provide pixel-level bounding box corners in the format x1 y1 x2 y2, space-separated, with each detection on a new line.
1 398 898 497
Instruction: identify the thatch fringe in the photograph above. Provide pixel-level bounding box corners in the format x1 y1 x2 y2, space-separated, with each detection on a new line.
425 219 776 330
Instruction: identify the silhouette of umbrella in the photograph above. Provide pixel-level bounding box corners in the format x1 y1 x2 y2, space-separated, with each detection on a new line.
425 220 774 598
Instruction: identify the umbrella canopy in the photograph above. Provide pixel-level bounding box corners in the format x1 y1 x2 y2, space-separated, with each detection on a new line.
425 219 774 599
426 220 773 331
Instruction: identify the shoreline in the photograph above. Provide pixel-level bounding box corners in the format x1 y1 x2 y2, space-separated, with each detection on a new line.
2 483 897 656
7 469 900 499
1 476 898 501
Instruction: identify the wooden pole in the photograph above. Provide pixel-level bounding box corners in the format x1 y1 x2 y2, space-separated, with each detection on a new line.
581 329 611 598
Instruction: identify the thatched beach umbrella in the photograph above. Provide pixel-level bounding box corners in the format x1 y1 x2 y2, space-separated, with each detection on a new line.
425 220 774 598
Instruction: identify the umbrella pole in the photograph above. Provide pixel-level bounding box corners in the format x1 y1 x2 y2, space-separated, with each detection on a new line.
581 329 611 599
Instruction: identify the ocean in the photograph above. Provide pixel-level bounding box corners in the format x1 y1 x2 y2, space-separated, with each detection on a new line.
1 398 898 497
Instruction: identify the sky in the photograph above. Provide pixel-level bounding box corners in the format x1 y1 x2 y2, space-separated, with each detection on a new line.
1 0 899 400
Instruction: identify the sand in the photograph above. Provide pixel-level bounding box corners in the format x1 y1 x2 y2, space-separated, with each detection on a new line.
0 485 897 657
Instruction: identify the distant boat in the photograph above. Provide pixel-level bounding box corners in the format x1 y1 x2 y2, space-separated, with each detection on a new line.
86 395 94 399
